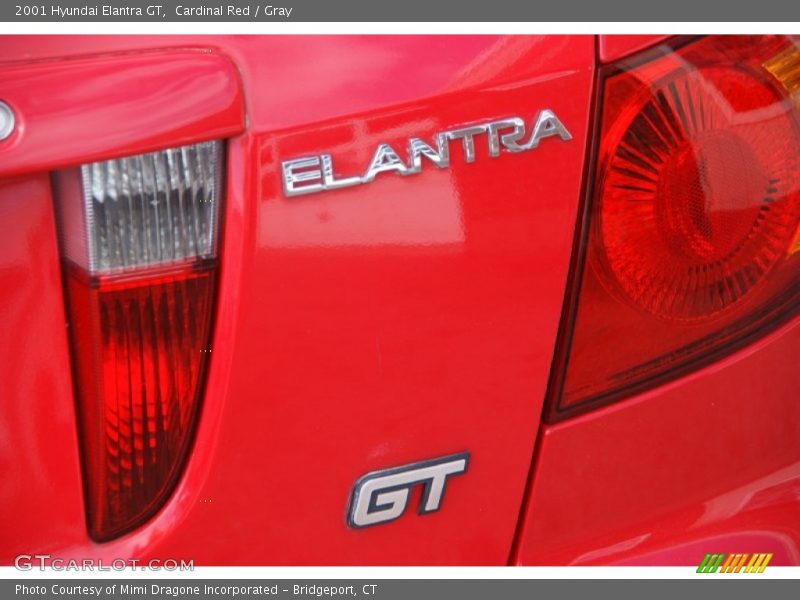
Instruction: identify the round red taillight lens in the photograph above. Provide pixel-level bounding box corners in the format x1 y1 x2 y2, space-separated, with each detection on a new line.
548 35 800 421
596 54 800 321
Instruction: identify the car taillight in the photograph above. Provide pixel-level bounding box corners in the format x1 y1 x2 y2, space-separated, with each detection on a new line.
547 36 800 422
53 141 223 541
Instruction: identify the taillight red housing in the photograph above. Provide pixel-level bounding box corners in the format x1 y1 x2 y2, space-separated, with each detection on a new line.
548 36 800 421
55 142 223 540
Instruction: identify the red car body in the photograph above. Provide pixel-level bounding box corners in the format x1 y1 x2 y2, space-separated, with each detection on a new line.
0 34 797 566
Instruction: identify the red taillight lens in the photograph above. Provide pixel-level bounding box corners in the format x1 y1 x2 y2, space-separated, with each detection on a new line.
548 36 800 421
55 142 223 540
64 263 215 540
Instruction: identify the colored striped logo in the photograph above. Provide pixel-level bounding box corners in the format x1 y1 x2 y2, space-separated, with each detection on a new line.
697 553 773 573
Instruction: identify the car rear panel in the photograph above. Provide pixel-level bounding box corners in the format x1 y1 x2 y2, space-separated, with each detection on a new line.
0 35 595 564
1 34 797 567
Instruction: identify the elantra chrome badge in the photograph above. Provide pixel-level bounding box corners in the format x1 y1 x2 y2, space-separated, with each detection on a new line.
282 109 571 197
347 453 469 528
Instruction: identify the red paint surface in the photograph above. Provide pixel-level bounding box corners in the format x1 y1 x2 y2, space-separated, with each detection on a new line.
0 35 594 565
598 35 671 63
0 50 243 177
0 175 86 555
515 317 800 565
0 35 797 566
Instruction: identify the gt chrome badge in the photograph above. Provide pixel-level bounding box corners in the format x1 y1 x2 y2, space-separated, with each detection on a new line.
347 453 469 528
282 109 571 197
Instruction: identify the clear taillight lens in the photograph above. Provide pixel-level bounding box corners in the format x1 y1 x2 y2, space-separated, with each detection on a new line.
54 141 223 541
548 36 800 421
61 141 221 272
